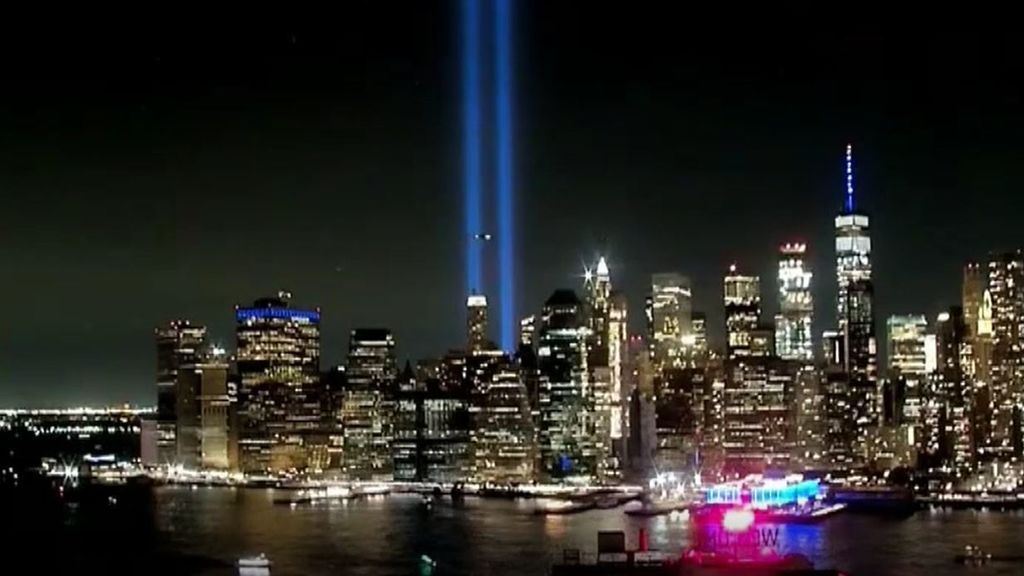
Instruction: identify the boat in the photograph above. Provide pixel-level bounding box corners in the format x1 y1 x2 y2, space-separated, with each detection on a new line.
238 553 272 574
594 495 623 509
534 499 595 515
273 485 354 505
624 499 689 517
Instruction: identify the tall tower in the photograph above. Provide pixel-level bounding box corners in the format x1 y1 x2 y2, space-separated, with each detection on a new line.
724 264 761 359
155 320 207 465
343 328 398 481
775 243 814 361
986 251 1024 458
584 257 622 477
537 289 596 480
235 293 321 473
648 273 692 370
467 295 489 352
834 145 878 463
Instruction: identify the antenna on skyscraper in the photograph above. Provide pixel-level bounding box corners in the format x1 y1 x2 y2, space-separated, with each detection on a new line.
845 143 855 213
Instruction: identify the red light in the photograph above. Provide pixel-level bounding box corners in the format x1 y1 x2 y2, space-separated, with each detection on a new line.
722 508 755 533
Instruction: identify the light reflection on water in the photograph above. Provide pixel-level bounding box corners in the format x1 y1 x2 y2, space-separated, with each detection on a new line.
71 486 1024 575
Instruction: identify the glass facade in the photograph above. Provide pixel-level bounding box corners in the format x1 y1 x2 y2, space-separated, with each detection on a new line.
775 243 814 362
235 294 321 473
155 320 207 465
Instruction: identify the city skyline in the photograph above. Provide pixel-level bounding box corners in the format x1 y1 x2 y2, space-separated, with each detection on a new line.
3 7 1024 405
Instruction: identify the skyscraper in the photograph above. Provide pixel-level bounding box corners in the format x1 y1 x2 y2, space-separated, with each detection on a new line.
343 328 398 481
724 264 761 359
986 251 1024 458
935 307 973 473
608 292 628 444
155 320 207 464
834 145 878 464
648 273 692 369
537 289 597 480
775 243 814 362
235 293 321 473
886 315 928 433
471 355 535 484
467 294 489 352
584 257 618 477
175 359 231 470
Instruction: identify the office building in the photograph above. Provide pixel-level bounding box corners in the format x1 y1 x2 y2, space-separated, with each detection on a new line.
654 367 705 473
584 257 619 478
175 360 231 470
821 330 853 467
887 314 928 431
235 293 321 473
724 264 761 359
648 273 692 369
343 328 397 481
691 312 708 360
537 289 599 480
467 294 489 352
986 252 1024 459
393 371 471 483
834 145 878 464
155 320 207 465
722 357 796 474
936 308 973 473
775 243 814 362
471 356 535 484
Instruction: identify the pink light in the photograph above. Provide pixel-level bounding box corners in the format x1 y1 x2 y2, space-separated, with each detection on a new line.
722 508 755 532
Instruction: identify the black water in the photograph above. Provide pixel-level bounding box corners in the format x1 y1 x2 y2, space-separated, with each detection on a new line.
6 484 1024 575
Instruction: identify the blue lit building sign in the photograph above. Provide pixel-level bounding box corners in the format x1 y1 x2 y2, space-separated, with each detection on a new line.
236 308 320 323
704 479 820 508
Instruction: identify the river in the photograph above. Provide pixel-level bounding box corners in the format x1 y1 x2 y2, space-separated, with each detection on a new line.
7 485 1024 575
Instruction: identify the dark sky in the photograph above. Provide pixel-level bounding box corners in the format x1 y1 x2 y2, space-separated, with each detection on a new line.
1 6 1022 406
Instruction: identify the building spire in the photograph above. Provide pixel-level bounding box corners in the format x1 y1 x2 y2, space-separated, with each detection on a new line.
845 143 854 213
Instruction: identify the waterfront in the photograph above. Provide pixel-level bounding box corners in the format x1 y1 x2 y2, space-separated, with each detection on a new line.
7 485 1024 575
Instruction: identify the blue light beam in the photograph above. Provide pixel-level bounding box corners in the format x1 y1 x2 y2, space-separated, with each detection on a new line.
495 0 514 351
463 0 482 294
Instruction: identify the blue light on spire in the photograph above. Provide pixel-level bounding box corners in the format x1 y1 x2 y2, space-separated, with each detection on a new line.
463 0 482 294
496 0 514 351
845 143 854 213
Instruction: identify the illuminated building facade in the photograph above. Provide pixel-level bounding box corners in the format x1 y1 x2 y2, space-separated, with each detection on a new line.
821 330 853 467
834 145 878 464
175 360 231 470
793 364 824 469
342 328 397 481
649 273 692 369
467 294 489 352
691 312 708 360
654 367 705 473
935 307 974 473
584 257 618 478
986 251 1024 459
963 263 995 456
393 374 471 483
609 292 629 446
886 314 928 432
537 289 598 480
722 357 796 474
155 320 207 464
471 356 535 483
775 243 814 362
724 265 761 360
235 294 321 473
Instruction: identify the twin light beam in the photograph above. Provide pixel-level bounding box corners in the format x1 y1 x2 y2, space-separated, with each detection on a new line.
463 0 514 351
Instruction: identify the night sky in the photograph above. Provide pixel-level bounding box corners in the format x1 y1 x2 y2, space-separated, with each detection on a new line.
1 6 1022 406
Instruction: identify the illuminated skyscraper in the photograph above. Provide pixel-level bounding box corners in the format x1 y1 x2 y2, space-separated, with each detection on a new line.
235 293 321 473
935 307 974 473
724 264 761 359
886 315 928 432
155 320 207 464
175 359 231 470
467 294 489 352
986 251 1024 458
471 355 535 483
343 328 397 481
722 357 796 474
648 273 692 369
775 243 814 362
691 312 708 360
608 292 628 444
584 257 618 477
537 289 598 480
834 145 878 464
